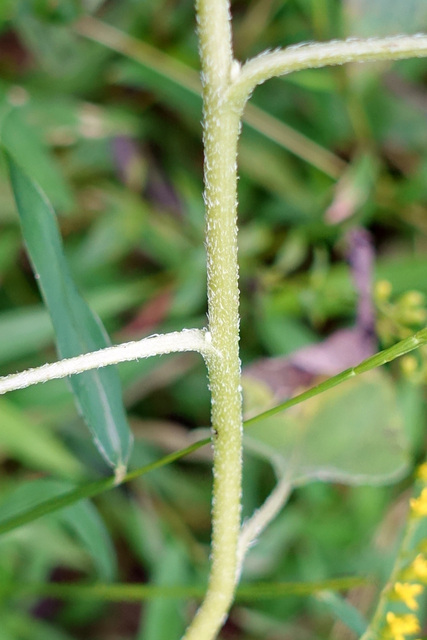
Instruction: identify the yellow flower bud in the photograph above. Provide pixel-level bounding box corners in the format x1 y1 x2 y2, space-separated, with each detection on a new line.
393 582 424 610
410 488 427 517
375 279 392 301
399 291 425 308
385 612 420 640
412 555 427 581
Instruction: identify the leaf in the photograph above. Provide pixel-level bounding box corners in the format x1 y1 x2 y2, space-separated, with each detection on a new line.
60 496 117 581
0 478 116 580
317 591 368 635
3 612 75 640
0 397 82 479
5 151 133 472
244 372 410 486
0 438 210 537
138 543 189 640
0 576 366 602
344 0 427 37
1 108 74 212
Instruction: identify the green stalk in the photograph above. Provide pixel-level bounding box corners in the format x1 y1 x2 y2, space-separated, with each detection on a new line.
182 1 243 639
246 327 427 426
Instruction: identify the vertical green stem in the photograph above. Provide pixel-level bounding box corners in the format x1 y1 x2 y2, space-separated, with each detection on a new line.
182 1 243 639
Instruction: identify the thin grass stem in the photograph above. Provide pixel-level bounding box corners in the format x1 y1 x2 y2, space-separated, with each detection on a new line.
245 328 427 427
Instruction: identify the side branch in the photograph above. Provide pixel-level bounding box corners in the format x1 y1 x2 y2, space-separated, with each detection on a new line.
228 34 427 109
245 327 427 427
236 475 292 580
0 329 215 395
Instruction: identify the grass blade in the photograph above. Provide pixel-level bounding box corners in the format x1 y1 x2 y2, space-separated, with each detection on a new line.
0 397 82 479
0 478 117 580
0 438 210 537
245 327 427 427
5 151 133 473
0 576 367 602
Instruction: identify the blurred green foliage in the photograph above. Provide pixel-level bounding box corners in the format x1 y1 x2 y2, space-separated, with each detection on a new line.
0 1 427 638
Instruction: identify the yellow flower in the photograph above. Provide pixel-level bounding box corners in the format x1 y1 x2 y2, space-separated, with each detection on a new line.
412 555 427 581
393 583 424 610
375 279 392 301
410 488 427 517
417 463 427 482
386 612 420 640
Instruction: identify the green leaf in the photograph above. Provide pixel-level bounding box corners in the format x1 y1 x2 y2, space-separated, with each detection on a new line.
3 612 75 640
0 438 210 538
0 397 82 478
1 576 367 602
138 543 189 640
1 108 74 213
317 591 368 635
0 478 116 581
5 151 133 472
244 372 410 485
60 497 117 581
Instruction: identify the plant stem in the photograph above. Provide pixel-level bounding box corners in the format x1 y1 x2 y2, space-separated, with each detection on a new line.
0 438 211 537
75 16 346 178
359 468 427 640
228 34 427 111
0 329 213 395
245 326 427 427
182 1 243 639
2 576 368 603
236 475 292 579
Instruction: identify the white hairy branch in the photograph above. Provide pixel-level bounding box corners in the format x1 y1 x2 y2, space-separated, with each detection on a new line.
0 329 215 395
228 34 427 109
236 475 292 580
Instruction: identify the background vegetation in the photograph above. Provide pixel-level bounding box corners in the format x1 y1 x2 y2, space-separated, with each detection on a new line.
1 1 427 638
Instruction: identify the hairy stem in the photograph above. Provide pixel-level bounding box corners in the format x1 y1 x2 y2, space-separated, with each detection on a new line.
236 476 292 580
0 329 213 395
182 1 243 639
75 16 346 178
228 34 427 111
71 15 427 640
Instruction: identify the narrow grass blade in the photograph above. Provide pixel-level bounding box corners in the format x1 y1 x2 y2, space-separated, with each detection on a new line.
0 397 82 479
317 591 368 635
3 612 75 640
5 151 132 472
0 478 117 581
0 438 210 537
138 543 190 640
1 108 74 212
0 576 367 602
245 327 427 427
